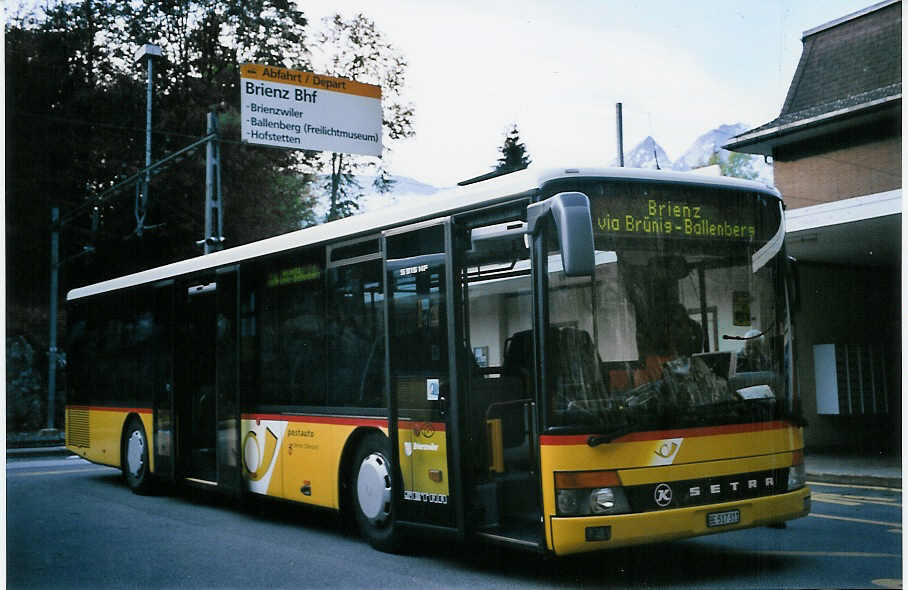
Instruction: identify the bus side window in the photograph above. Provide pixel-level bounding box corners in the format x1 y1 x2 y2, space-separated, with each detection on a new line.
326 259 385 408
241 247 327 409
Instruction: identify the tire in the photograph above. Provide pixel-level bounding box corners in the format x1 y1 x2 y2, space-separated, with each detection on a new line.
122 419 153 494
351 433 401 552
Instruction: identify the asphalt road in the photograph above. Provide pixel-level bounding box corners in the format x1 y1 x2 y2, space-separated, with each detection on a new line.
6 456 902 589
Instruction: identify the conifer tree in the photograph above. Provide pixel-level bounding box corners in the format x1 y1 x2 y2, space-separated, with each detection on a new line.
495 124 532 172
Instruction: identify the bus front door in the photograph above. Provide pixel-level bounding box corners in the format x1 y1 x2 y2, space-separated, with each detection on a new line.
384 221 463 537
455 214 544 549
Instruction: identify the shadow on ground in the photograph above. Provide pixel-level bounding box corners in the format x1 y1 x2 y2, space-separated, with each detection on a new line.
90 471 798 587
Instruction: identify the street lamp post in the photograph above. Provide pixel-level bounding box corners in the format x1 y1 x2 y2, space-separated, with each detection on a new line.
47 207 60 430
45 44 164 431
134 43 162 235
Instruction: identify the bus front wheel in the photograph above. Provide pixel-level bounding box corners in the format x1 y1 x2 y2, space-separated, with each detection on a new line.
352 433 401 552
122 419 152 494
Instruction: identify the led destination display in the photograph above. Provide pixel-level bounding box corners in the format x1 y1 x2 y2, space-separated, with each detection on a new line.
596 198 756 239
588 183 779 244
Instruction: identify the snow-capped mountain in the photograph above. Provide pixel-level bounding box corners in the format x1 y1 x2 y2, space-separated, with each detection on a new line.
611 136 674 170
609 124 772 183
672 123 750 171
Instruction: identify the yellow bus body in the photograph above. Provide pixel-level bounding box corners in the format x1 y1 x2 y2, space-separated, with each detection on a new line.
68 407 807 556
66 406 154 474
539 422 809 554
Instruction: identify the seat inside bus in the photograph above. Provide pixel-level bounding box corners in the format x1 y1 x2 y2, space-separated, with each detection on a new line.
470 326 607 476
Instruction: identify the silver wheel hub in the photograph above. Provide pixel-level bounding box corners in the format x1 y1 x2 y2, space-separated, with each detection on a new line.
127 430 145 478
357 452 391 525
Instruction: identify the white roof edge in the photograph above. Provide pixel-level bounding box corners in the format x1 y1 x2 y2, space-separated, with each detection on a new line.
726 94 901 148
535 165 780 194
67 165 781 301
785 188 902 232
802 0 900 39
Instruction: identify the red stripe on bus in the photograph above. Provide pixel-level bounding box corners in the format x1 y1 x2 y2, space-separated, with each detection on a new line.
66 405 152 415
243 413 388 428
241 413 446 432
398 421 447 432
539 420 793 446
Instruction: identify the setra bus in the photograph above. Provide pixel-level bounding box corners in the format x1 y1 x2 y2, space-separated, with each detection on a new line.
65 166 810 555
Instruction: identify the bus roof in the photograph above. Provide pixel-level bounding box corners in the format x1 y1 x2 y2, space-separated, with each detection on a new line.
66 166 780 301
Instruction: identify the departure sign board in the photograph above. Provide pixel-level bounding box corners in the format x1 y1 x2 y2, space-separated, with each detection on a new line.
240 64 382 156
590 186 765 242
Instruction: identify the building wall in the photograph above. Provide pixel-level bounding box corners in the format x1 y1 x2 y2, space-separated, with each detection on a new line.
793 262 901 452
774 133 901 209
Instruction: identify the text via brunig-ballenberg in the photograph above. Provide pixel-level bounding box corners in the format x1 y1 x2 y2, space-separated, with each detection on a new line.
596 199 756 240
240 64 383 157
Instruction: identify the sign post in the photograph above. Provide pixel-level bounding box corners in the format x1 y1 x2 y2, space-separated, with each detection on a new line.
240 64 382 157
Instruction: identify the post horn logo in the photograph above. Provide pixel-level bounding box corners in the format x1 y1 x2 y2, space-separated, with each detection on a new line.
243 427 278 481
655 441 679 459
413 422 435 438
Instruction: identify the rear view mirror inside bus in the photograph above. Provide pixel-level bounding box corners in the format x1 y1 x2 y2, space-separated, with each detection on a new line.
526 191 595 277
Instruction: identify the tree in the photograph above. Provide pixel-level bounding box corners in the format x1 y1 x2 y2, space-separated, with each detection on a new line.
495 124 532 173
707 150 759 180
313 13 415 221
6 1 417 432
4 0 319 430
5 0 320 289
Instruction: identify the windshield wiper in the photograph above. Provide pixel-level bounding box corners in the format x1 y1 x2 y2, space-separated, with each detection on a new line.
722 329 766 341
587 425 637 447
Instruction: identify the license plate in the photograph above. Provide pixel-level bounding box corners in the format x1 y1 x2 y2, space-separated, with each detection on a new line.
707 509 740 527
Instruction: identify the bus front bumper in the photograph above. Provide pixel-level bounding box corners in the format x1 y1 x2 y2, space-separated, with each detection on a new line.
549 486 811 555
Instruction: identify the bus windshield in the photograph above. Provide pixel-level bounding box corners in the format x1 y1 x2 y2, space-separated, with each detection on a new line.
543 181 792 436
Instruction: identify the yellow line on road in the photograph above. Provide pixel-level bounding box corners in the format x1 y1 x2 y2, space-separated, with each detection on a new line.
812 496 861 506
812 492 901 507
809 480 901 492
810 512 901 528
841 494 901 506
9 467 113 477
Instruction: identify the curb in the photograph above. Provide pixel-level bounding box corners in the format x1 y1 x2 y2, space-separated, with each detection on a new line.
807 472 901 489
6 446 74 459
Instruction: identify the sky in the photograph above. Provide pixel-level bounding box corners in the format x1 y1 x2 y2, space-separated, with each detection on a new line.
302 0 883 187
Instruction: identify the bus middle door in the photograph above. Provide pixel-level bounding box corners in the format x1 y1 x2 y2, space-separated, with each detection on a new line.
384 221 463 536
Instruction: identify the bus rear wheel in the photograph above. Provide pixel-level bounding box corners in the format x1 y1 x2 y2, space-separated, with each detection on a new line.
352 433 401 552
122 419 152 494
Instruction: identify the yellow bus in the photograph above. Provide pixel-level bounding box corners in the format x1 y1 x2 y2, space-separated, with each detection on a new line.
65 166 809 555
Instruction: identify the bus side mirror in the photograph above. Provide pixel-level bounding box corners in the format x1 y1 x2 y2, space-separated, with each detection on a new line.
526 192 595 277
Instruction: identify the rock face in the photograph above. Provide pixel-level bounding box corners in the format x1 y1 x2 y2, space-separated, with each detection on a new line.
7 335 46 432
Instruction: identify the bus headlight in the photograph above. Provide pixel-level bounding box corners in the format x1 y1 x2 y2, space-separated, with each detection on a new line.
555 471 631 516
590 487 631 514
556 489 584 515
787 450 806 490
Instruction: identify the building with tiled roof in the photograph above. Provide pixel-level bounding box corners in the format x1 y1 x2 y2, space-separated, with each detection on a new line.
727 1 901 454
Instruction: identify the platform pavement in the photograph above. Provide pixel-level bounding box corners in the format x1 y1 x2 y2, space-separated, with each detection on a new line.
6 444 902 489
804 451 902 489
